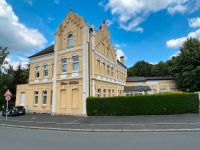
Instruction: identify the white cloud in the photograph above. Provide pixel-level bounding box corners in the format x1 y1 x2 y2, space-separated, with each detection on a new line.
119 17 144 32
4 56 28 69
167 16 200 48
168 4 187 15
166 37 187 48
166 29 200 48
105 0 200 32
0 0 47 54
53 0 59 4
189 17 200 28
170 51 181 58
114 43 126 59
116 49 125 59
106 19 113 26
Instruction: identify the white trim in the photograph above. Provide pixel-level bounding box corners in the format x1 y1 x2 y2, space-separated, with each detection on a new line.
82 26 89 115
52 36 58 114
33 91 39 105
92 80 95 96
30 53 54 63
58 45 83 54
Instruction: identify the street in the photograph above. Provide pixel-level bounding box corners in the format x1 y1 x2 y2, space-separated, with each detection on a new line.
0 126 200 150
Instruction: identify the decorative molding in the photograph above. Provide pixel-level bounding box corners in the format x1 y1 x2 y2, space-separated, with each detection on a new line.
30 53 54 63
58 45 83 55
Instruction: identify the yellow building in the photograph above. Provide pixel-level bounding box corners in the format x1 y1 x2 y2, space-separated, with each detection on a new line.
125 77 177 95
15 10 127 115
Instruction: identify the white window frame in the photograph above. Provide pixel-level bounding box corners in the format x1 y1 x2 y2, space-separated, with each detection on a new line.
34 91 38 105
112 89 115 97
61 58 67 73
108 89 111 97
35 66 40 79
103 89 106 97
43 64 48 78
67 34 74 48
97 89 101 97
72 55 79 72
42 90 47 105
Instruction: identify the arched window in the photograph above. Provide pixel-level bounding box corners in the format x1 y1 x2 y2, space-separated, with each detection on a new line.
67 34 73 48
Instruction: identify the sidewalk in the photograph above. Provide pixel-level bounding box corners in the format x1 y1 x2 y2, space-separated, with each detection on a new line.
1 113 200 132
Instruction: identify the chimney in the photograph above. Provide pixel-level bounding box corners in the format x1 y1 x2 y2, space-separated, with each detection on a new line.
120 56 124 64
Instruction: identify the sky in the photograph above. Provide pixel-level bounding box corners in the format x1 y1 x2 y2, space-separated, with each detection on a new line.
0 0 200 68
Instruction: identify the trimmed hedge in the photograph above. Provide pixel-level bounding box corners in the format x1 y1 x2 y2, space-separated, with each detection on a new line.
86 93 199 116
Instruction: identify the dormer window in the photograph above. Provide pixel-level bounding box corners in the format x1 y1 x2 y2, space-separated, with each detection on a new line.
67 34 74 48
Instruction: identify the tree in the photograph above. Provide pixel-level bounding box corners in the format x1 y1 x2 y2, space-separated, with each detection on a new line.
151 61 170 76
127 61 153 77
169 38 200 92
0 46 9 72
0 45 29 107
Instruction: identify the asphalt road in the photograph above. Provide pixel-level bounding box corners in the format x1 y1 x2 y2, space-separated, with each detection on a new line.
2 114 200 131
1 126 200 150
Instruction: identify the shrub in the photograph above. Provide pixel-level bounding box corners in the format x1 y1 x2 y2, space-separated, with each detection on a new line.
86 93 199 116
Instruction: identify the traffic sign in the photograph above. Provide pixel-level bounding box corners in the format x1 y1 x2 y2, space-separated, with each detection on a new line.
5 96 11 101
4 89 12 120
4 89 12 97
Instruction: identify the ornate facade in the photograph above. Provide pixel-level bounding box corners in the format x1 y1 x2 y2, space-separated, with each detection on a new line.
15 10 127 115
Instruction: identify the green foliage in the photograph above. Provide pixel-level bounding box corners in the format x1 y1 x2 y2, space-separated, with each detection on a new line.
127 38 200 92
0 59 29 107
87 93 199 116
0 46 9 74
127 61 153 77
169 38 200 92
151 61 170 76
127 61 170 77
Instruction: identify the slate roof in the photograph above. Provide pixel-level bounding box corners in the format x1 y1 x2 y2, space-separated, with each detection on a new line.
126 76 175 82
124 86 151 92
29 45 54 58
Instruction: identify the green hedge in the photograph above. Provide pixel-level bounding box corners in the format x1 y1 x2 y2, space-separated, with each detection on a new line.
86 93 199 116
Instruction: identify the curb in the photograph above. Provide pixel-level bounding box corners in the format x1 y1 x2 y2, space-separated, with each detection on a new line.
1 123 200 133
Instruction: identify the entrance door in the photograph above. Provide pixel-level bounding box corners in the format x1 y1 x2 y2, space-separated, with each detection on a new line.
20 92 26 106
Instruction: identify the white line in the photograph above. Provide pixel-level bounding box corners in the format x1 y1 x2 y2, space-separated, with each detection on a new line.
1 124 200 133
1 118 200 126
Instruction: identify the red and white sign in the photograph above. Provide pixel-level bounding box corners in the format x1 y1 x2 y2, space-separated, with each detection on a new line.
4 90 12 101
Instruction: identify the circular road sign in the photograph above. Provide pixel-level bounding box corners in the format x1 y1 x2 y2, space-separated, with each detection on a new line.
5 96 11 101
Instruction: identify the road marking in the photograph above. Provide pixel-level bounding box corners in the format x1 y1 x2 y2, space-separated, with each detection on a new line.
1 118 200 126
1 124 200 133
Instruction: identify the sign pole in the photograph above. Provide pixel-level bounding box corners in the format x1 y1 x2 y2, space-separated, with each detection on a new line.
4 89 12 120
6 100 8 120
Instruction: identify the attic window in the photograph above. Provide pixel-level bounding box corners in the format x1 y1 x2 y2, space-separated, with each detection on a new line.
67 34 74 48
